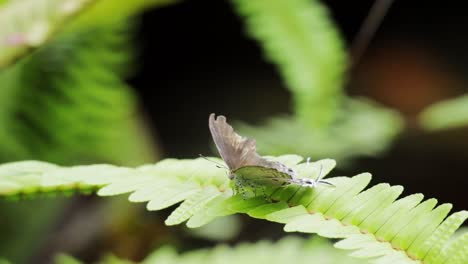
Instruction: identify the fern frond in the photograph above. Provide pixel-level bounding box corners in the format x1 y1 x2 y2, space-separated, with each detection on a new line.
232 0 402 161
438 231 467 264
232 0 347 128
424 212 468 263
0 156 466 263
420 94 468 130
0 0 175 69
66 0 176 31
0 21 156 165
0 0 95 68
54 237 365 264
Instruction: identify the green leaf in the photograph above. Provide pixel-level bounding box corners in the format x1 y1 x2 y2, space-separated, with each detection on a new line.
232 0 347 128
66 0 175 31
186 196 235 228
423 211 468 263
439 231 468 264
405 204 452 255
165 186 223 226
0 21 156 165
420 94 468 130
0 0 95 68
246 201 289 218
266 205 309 223
237 98 403 163
0 155 466 264
0 0 175 69
232 0 403 162
57 236 366 264
141 182 201 210
140 246 178 264
54 254 83 264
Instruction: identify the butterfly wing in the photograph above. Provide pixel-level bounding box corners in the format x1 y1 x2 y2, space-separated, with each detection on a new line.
209 114 289 173
234 166 294 187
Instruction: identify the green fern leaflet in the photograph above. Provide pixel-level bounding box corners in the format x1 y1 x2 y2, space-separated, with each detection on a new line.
0 155 466 263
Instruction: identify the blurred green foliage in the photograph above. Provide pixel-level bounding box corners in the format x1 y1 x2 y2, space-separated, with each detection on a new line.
0 0 174 68
232 0 403 162
232 0 347 129
187 215 242 241
238 98 402 162
0 21 156 165
54 236 365 264
66 0 175 31
0 0 95 68
420 94 468 131
0 0 173 262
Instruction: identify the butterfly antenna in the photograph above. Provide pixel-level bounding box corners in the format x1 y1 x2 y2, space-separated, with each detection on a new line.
318 180 336 187
315 163 335 187
198 154 228 169
316 163 323 182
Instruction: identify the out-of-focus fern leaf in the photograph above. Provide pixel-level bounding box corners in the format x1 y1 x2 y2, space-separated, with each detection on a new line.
0 0 95 68
0 21 157 165
54 255 83 264
0 21 156 260
67 0 176 31
54 236 365 264
0 156 465 263
420 94 468 130
237 98 403 162
188 215 242 241
232 0 347 128
0 0 175 69
231 0 403 162
0 1 171 262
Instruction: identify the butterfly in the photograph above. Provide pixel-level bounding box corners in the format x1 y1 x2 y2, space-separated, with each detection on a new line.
208 113 333 195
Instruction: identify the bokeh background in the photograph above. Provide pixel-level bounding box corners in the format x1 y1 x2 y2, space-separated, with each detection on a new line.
136 0 467 208
0 0 467 263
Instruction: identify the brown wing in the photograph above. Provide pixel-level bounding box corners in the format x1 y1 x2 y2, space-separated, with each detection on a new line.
209 114 277 171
